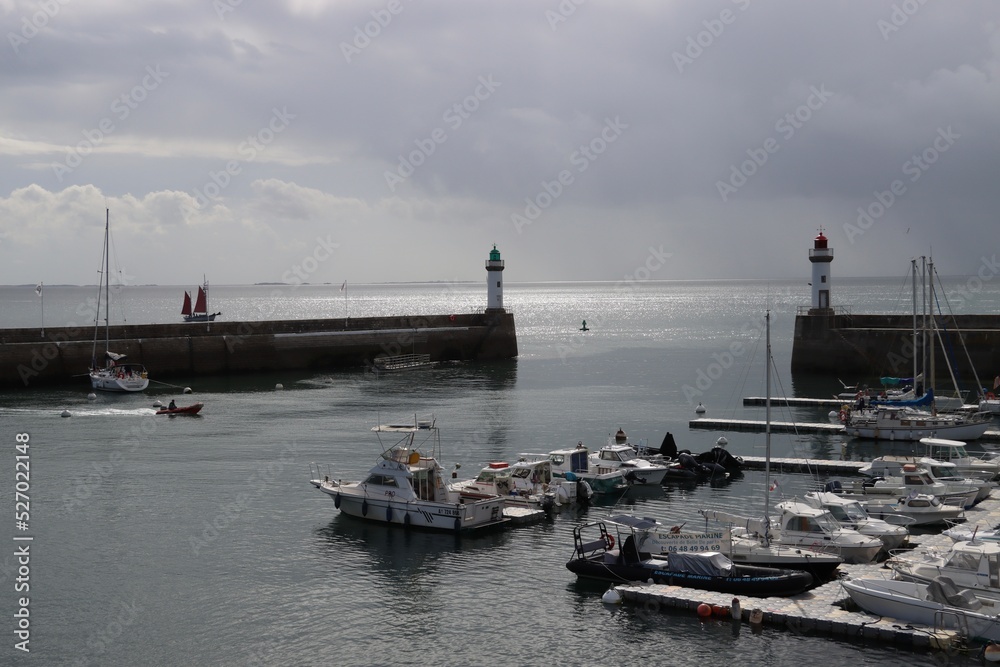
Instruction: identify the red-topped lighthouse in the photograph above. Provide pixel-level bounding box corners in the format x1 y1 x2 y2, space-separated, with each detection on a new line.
808 230 833 313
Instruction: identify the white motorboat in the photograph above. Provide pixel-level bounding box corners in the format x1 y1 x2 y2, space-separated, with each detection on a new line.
451 457 591 509
802 491 909 552
889 539 1000 602
536 444 628 495
773 500 884 564
835 464 980 509
842 576 1000 642
309 418 507 532
860 492 965 527
88 209 149 393
919 438 1000 479
844 405 991 441
589 442 669 485
860 458 993 503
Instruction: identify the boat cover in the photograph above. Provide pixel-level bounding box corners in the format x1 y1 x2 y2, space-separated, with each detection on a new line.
871 388 934 407
667 552 733 576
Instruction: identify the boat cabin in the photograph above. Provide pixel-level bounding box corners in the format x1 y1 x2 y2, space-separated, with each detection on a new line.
945 541 1000 588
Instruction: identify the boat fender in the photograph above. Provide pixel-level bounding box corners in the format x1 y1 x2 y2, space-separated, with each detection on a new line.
361 500 368 516
605 534 615 550
403 512 411 527
454 518 461 532
386 506 392 522
334 493 341 509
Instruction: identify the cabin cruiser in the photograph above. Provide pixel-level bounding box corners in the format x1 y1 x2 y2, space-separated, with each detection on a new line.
836 464 980 509
451 458 592 509
843 405 991 441
536 444 628 495
889 539 1000 602
771 500 884 564
589 442 669 485
802 491 909 552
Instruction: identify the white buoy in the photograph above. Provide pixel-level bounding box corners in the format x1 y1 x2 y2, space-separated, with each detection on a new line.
60 410 71 418
695 402 706 414
183 387 192 394
275 383 284 390
152 401 163 408
601 589 622 605
828 410 839 420
87 392 97 400
716 436 728 446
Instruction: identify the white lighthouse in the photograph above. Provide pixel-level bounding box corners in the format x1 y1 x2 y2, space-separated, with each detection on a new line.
485 244 505 312
808 230 833 312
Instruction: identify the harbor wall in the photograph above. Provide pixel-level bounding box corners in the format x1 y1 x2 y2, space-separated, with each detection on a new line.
0 312 518 389
791 312 1000 380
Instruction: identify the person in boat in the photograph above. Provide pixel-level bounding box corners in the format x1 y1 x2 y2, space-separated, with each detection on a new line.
168 399 177 410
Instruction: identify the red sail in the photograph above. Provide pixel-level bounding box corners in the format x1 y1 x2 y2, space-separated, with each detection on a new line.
181 291 192 316
193 286 207 314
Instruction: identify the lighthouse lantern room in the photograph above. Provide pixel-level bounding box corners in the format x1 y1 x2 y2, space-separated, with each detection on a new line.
485 244 505 312
808 230 833 313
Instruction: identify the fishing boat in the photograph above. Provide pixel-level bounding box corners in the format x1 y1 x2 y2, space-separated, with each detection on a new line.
451 457 592 509
565 519 815 596
888 539 1000 602
308 418 507 532
859 492 965 527
155 402 204 416
772 500 884 564
89 210 149 393
843 405 992 441
860 458 994 503
834 464 980 509
542 444 628 495
181 278 221 322
589 442 669 485
842 576 1000 642
801 491 910 552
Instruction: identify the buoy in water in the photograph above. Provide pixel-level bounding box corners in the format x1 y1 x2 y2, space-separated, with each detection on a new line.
60 409 71 417
152 401 163 408
716 436 728 446
695 402 706 414
183 387 192 394
731 597 741 621
983 641 1000 662
602 589 622 605
749 608 763 625
828 410 839 419
697 603 712 618
87 392 97 401
275 383 284 390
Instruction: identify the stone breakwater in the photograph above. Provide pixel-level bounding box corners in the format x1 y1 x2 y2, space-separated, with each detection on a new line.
0 312 517 388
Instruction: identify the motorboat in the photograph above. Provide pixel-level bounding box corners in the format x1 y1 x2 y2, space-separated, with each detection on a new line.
842 576 1000 642
889 539 1000 602
860 492 965 527
565 520 815 596
861 458 994 503
308 418 507 532
802 491 909 552
538 444 628 495
451 457 591 509
843 405 991 441
155 402 204 416
835 464 980 509
919 438 1000 479
589 442 669 485
772 500 884 564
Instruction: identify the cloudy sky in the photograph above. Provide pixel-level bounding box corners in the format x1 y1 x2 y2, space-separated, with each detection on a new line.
1 1 998 286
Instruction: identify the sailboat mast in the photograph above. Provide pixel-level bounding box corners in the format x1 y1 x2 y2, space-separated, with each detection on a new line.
764 310 771 544
928 257 935 397
104 208 110 355
911 258 918 386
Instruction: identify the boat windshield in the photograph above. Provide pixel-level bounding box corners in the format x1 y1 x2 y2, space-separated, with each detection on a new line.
363 474 400 487
475 470 498 483
841 502 868 521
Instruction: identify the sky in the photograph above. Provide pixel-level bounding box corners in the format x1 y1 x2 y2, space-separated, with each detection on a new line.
1 1 998 286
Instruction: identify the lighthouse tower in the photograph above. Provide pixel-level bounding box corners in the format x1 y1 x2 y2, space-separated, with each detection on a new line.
485 244 505 312
808 230 833 313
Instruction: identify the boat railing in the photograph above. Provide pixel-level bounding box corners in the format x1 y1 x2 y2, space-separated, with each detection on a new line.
309 462 336 485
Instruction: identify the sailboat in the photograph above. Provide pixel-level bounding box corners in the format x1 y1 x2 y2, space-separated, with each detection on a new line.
699 311 844 579
89 210 149 393
181 278 221 322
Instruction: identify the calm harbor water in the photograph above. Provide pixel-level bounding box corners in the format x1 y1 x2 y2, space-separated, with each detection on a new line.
3 278 1000 666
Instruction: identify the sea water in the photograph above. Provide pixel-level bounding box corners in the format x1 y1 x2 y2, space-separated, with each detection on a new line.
2 278 999 666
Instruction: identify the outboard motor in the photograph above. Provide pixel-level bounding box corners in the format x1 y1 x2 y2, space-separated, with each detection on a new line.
824 480 843 493
702 462 726 478
677 452 698 471
659 432 678 459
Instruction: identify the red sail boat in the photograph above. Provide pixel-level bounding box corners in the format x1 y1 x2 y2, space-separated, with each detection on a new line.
181 279 221 322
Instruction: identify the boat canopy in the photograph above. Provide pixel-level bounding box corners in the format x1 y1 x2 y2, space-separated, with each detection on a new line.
871 388 934 407
880 374 922 387
105 351 127 362
607 514 660 531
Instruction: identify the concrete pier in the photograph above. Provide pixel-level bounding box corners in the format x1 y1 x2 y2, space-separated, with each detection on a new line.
0 312 518 388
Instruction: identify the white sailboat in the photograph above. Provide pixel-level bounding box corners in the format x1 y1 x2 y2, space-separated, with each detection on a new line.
89 210 149 393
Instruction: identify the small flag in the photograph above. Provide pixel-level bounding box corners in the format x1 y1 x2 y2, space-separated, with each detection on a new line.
35 283 42 296
340 280 347 292
769 480 778 492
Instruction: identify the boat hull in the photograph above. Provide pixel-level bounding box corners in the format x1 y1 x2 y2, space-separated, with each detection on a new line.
156 403 204 415
566 554 814 596
318 482 507 532
90 371 149 392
